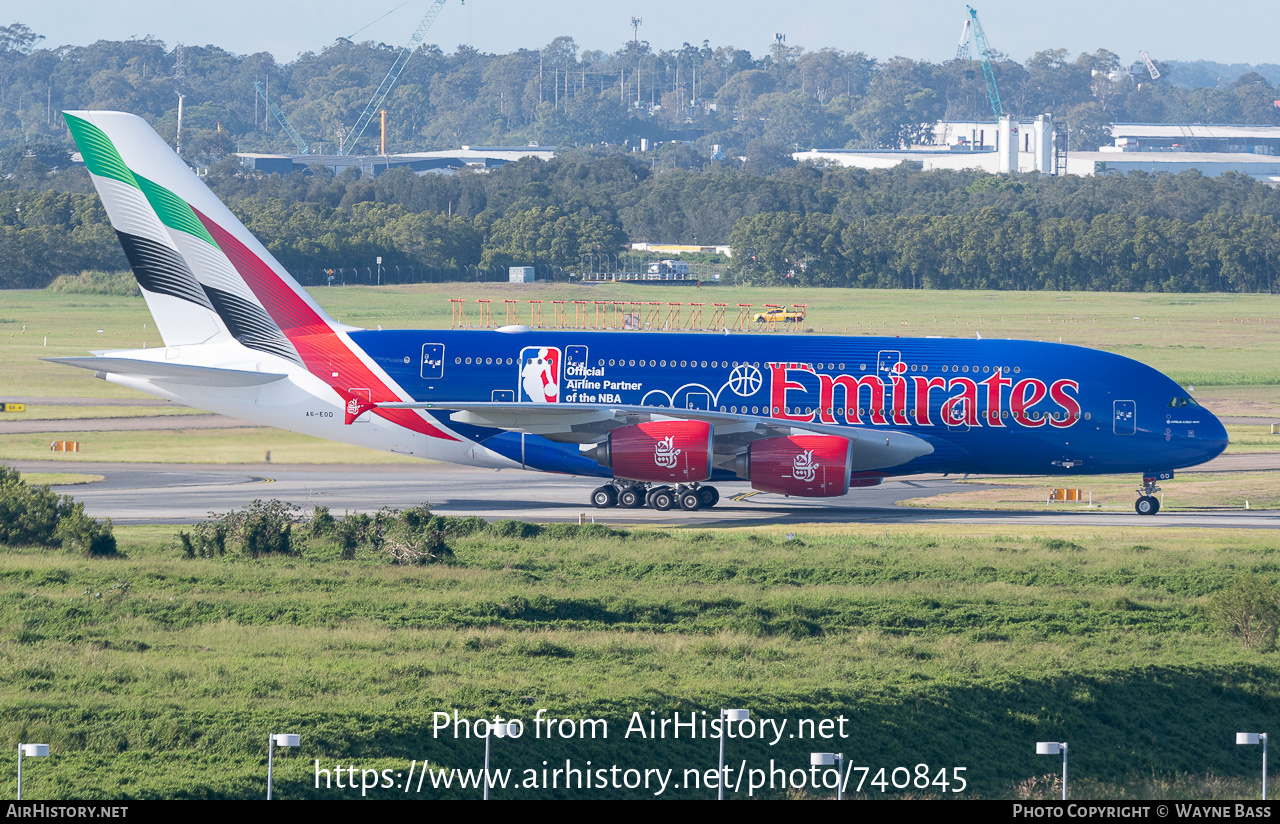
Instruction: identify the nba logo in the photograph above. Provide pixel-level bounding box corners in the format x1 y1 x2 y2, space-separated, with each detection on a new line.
518 346 561 403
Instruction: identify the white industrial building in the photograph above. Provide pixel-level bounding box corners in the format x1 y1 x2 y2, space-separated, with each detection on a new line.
235 145 556 176
1060 150 1280 181
1107 123 1280 155
795 114 1280 182
795 115 1056 175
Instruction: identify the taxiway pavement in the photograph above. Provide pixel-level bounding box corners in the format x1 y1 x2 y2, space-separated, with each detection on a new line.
8 459 1278 529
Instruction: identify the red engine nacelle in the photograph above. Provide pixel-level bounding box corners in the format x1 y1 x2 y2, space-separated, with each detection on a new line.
591 421 713 483
735 435 854 497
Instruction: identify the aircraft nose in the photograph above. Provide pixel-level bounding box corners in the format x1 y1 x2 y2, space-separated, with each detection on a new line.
1197 410 1229 462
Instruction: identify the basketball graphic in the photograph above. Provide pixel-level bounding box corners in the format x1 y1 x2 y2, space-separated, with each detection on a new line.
727 363 763 397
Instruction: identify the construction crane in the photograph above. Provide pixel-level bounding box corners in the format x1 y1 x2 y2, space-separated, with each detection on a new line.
339 0 449 156
943 17 975 123
254 81 309 155
1139 50 1161 80
954 18 972 64
964 5 1003 119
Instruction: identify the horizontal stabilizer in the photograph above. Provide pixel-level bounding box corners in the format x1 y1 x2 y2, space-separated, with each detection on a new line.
44 357 287 387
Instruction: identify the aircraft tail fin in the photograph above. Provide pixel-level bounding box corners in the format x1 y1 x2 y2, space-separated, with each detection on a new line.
64 110 344 365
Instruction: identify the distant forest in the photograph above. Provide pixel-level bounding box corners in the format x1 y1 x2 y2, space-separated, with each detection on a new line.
4 21 1280 293
7 153 1280 293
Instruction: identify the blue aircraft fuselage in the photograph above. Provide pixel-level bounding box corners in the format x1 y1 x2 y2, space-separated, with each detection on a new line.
349 328 1229 481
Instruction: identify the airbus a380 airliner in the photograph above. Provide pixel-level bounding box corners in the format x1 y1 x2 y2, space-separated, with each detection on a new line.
51 111 1228 515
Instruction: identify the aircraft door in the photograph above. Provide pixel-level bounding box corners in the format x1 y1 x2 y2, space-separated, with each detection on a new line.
420 344 445 379
1114 400 1136 435
945 397 972 432
565 345 589 372
877 350 902 377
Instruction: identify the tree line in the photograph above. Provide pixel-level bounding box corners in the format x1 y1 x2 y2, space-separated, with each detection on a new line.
730 208 1280 292
5 152 1280 292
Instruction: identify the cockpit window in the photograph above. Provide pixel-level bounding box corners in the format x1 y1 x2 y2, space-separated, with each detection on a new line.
1168 396 1200 408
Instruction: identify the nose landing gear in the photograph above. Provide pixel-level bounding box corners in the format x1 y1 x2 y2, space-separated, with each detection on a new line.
1134 475 1162 515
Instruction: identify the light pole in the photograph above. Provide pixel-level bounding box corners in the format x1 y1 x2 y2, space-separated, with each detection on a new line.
483 722 519 800
376 256 382 286
718 709 749 800
1036 741 1068 800
1238 732 1268 799
267 733 300 799
17 744 48 799
811 752 845 800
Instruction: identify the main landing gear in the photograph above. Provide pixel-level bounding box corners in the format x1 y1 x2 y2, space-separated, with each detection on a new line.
1134 476 1162 516
590 482 720 511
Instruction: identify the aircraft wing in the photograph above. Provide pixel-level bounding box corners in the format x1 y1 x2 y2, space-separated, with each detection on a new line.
45 357 288 387
379 400 933 472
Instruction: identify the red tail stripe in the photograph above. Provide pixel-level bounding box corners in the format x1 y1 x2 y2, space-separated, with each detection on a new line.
193 207 455 442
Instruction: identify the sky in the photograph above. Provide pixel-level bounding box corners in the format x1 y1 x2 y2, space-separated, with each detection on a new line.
10 0 1280 66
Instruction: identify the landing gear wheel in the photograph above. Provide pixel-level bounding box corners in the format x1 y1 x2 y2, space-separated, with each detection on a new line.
1135 495 1160 516
679 489 702 511
618 487 645 508
698 486 720 508
649 488 675 511
591 486 618 508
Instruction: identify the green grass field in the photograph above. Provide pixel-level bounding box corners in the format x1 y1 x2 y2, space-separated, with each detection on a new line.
7 405 204 421
0 522 1277 799
0 427 423 465
1225 425 1280 452
18 472 103 485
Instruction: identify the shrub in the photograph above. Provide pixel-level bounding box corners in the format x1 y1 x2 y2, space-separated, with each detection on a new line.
1206 574 1280 650
0 465 117 556
45 270 140 296
488 519 542 539
309 506 337 537
176 520 228 558
443 515 486 537
0 465 65 545
54 507 118 557
176 500 453 563
228 500 304 557
542 522 624 540
181 500 304 558
334 518 362 560
370 505 451 565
